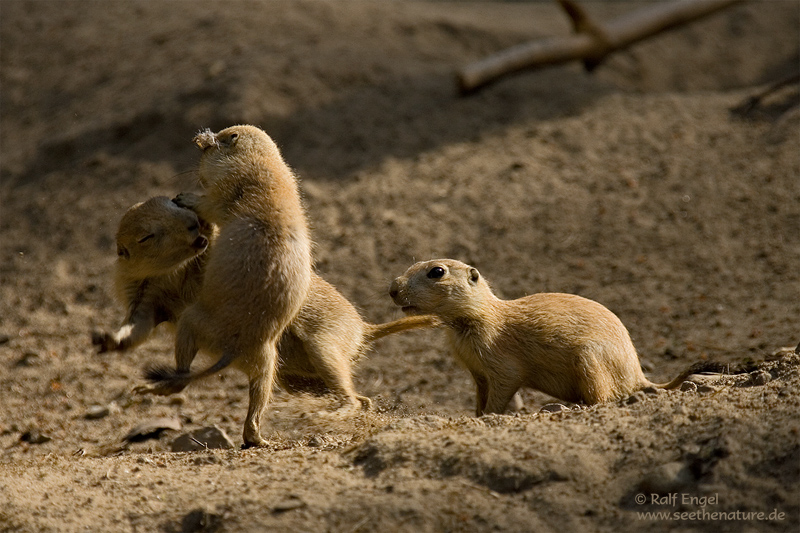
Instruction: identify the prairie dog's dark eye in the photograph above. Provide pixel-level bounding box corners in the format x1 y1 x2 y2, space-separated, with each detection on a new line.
229 133 238 141
427 266 446 279
137 234 155 244
187 223 198 232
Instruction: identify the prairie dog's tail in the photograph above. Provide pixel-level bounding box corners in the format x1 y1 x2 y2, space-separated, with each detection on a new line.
654 360 755 390
363 314 442 343
144 350 238 392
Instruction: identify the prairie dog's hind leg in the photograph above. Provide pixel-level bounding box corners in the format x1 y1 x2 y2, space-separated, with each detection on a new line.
483 379 523 415
138 308 203 397
471 372 489 416
242 343 279 448
305 342 369 411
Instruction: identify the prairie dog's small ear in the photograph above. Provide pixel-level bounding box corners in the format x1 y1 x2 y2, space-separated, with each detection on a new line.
468 268 480 284
117 246 130 260
220 131 239 148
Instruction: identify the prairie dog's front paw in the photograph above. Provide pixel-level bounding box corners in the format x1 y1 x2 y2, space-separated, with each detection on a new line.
91 330 118 353
172 192 202 211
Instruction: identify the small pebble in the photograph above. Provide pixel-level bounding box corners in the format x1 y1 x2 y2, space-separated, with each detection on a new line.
697 384 720 394
181 509 222 532
84 405 111 420
272 496 306 513
748 370 771 386
171 426 234 452
20 430 51 445
14 352 41 367
624 391 647 405
168 395 186 406
124 417 182 443
680 381 698 393
539 403 568 413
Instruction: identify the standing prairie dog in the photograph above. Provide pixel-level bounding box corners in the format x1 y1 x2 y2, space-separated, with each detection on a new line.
93 196 440 410
390 259 727 415
147 125 313 448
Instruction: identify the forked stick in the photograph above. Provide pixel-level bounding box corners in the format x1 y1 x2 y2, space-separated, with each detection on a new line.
458 0 745 94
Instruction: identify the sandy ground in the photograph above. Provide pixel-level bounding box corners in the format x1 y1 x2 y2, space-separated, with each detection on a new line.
1 1 798 531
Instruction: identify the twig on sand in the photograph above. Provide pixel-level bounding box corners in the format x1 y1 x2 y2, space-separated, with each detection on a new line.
730 73 800 117
190 436 210 450
457 0 745 94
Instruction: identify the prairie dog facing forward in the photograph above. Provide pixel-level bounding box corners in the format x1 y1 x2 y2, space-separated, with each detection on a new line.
95 196 440 409
390 259 727 415
148 125 313 448
91 196 211 353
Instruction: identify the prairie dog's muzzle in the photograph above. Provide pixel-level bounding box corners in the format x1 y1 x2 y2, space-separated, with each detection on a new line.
193 128 218 151
389 278 403 304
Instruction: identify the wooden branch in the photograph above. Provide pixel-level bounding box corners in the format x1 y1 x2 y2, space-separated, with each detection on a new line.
556 0 614 72
730 73 800 117
458 0 746 94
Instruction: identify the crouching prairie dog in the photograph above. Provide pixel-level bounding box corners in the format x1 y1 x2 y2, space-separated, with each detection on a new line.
390 259 730 415
94 195 439 411
147 125 313 448
91 196 212 353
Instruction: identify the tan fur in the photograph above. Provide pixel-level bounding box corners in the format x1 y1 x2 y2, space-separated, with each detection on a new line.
91 196 211 353
275 274 440 409
389 259 714 415
153 125 313 448
103 193 439 420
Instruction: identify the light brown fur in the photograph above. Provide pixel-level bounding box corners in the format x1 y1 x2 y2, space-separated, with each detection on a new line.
91 196 211 353
390 259 722 415
149 125 313 448
94 198 439 411
275 275 441 410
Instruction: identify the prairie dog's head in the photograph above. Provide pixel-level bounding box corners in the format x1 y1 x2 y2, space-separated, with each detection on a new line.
192 125 282 189
389 259 491 319
116 196 209 280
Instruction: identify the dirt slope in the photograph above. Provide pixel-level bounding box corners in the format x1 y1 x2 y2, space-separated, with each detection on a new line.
1 1 798 532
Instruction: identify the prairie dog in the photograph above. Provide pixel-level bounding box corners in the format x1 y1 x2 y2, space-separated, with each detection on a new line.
148 125 313 448
94 197 440 410
390 259 727 415
275 274 441 410
91 196 211 353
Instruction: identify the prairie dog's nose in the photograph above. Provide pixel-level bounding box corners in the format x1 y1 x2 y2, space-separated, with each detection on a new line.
193 128 218 150
388 279 401 302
